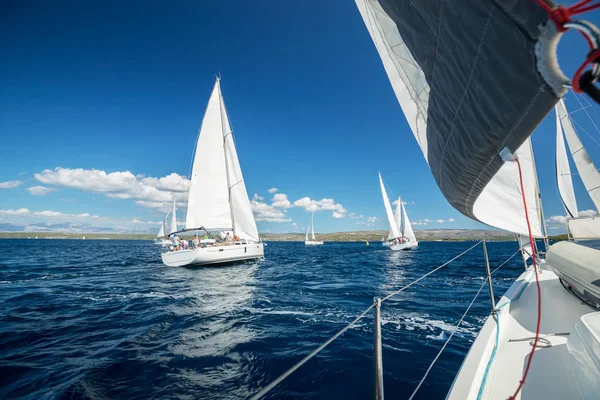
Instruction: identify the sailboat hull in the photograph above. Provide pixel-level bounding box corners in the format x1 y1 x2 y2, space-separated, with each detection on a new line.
305 240 324 246
161 242 264 267
389 241 418 251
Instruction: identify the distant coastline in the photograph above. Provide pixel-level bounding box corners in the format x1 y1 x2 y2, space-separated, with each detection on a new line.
0 229 566 242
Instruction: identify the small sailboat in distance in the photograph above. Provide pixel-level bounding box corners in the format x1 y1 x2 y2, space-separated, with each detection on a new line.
379 173 417 250
161 78 263 267
305 212 324 246
155 199 175 246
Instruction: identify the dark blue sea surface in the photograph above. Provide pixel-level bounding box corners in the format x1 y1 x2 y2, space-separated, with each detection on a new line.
0 239 527 399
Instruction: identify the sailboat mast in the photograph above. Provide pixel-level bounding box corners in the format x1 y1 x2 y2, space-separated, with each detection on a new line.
399 197 404 237
311 212 315 240
218 79 236 235
529 140 549 251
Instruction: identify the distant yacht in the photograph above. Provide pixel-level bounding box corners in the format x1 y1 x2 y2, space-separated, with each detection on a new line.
155 199 176 246
161 78 263 267
82 236 85 240
378 172 417 251
305 212 324 246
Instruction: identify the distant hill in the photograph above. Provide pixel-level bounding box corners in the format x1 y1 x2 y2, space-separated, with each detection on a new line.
261 229 516 242
0 232 155 240
0 229 563 242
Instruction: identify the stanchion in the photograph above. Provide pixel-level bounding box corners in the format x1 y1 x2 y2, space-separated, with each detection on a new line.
374 297 384 400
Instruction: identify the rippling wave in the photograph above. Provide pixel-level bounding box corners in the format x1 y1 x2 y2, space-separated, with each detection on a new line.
0 239 525 399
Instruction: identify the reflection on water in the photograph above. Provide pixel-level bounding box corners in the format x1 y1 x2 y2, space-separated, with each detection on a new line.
171 263 260 395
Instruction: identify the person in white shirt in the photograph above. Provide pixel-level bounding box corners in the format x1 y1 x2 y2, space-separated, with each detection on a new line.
172 234 181 250
224 232 232 242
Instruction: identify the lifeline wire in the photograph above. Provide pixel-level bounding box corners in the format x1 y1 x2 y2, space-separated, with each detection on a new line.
249 240 483 399
408 277 489 400
409 247 520 400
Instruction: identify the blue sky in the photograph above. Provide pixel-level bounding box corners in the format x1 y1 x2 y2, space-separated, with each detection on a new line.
1 1 600 234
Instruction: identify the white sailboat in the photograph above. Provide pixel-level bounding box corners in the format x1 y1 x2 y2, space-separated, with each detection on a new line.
556 99 600 240
155 199 175 246
357 1 600 398
161 78 263 267
379 173 417 250
305 212 324 245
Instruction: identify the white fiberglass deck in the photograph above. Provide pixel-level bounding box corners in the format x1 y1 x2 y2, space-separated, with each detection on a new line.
449 262 594 399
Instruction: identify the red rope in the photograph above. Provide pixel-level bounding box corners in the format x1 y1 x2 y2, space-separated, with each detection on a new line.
535 0 600 92
508 159 543 400
573 49 600 93
535 0 600 31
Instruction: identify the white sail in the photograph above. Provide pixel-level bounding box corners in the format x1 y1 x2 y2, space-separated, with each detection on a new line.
185 79 232 230
379 173 401 239
555 104 579 218
157 222 165 238
170 199 178 234
568 217 600 239
557 99 600 212
517 234 533 261
401 202 417 243
305 222 310 241
221 87 260 242
311 213 316 240
472 137 544 237
357 0 543 238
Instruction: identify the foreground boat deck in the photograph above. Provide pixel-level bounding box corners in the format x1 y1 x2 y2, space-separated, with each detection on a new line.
449 263 593 399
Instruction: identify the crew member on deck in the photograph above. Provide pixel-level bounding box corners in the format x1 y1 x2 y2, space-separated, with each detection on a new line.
224 232 232 242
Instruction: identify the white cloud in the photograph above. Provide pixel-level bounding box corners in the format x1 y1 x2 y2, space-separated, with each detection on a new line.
358 216 379 226
250 198 291 222
27 186 57 196
436 219 445 223
449 218 455 222
268 188 279 193
34 167 190 211
272 193 292 209
0 208 31 216
580 209 598 217
348 213 364 219
291 222 298 227
252 193 264 201
412 221 428 226
292 196 347 217
546 210 598 228
546 215 567 225
0 181 22 189
332 211 345 219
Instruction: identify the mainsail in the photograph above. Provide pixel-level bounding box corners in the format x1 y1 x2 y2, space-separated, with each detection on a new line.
170 200 177 234
379 173 401 239
184 78 259 241
555 102 579 218
356 0 559 238
556 99 600 211
311 213 316 240
556 99 600 239
388 197 401 240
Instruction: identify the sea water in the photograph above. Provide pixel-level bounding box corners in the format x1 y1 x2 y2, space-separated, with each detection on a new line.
0 239 525 399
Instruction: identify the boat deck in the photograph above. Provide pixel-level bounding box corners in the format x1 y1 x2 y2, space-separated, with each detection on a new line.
449 262 594 399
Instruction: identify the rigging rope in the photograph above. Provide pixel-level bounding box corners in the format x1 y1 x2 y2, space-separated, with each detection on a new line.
535 0 600 98
507 159 543 400
248 241 483 399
